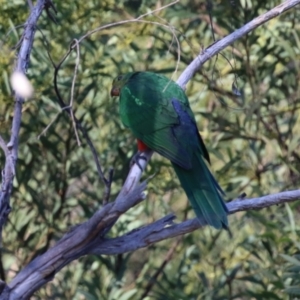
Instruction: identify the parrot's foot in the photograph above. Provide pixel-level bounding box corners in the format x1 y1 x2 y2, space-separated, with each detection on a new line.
237 192 247 200
130 151 147 171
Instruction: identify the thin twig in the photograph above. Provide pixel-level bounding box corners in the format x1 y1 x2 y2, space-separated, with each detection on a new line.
69 39 81 146
136 0 179 20
1 24 25 51
50 42 111 187
0 135 15 180
50 47 110 188
37 105 70 139
44 0 57 24
27 0 33 10
103 168 114 205
141 236 182 298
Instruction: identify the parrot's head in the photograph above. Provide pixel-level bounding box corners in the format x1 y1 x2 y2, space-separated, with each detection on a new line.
110 73 134 96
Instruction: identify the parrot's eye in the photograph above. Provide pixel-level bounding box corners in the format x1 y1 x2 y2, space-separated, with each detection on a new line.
117 75 123 81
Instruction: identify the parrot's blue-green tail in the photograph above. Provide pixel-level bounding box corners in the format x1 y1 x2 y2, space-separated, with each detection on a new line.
172 153 228 230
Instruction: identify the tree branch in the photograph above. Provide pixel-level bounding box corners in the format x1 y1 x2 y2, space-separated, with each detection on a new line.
89 189 300 255
0 0 48 236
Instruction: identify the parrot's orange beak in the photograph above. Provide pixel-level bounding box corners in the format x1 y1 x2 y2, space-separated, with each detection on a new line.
110 87 120 97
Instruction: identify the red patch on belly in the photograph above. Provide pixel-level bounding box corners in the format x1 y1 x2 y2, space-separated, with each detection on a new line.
137 139 149 151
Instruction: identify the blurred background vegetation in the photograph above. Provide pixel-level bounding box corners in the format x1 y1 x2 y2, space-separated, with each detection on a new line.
1 0 300 299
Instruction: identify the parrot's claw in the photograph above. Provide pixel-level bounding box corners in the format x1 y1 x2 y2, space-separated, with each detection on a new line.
130 151 147 171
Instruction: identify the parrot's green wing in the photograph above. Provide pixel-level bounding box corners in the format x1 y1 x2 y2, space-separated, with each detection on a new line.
119 72 209 169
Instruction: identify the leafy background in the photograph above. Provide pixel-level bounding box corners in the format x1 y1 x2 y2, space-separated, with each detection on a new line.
1 0 300 299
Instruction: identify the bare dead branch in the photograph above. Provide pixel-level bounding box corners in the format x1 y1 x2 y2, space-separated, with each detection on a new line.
69 39 81 146
90 189 300 255
0 0 48 238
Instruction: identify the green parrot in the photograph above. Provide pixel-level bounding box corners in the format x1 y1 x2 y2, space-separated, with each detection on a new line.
111 72 228 229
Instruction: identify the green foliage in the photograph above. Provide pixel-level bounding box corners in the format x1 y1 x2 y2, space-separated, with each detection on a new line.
1 0 300 299
282 253 300 297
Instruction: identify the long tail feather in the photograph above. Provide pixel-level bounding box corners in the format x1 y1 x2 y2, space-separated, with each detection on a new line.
172 153 228 229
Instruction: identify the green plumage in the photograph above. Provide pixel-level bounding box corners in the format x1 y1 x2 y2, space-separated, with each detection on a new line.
112 71 228 229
